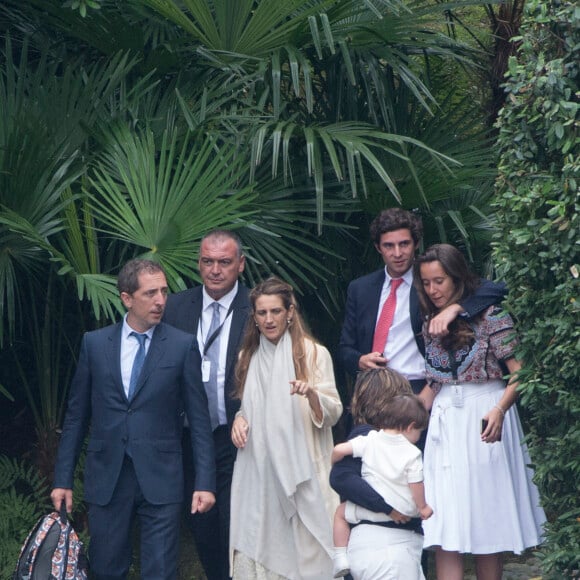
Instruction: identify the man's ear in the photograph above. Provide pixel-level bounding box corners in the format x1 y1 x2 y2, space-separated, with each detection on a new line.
120 291 132 309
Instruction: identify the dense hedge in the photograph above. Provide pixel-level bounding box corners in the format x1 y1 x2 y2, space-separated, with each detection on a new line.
493 0 579 576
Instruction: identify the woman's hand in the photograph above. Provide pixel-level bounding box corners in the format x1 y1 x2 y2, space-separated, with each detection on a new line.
231 415 249 449
481 406 504 443
290 380 322 422
289 379 315 398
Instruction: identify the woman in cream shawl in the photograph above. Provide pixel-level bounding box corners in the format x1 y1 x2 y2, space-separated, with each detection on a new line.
230 277 343 580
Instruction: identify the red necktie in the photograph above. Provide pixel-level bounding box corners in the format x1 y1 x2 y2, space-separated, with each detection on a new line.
372 278 404 353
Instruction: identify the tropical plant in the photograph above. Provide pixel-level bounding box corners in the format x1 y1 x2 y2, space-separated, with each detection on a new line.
137 0 503 323
139 0 476 220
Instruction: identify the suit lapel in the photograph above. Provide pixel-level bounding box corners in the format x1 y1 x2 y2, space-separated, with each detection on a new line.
189 288 204 332
369 269 385 314
409 285 425 354
106 323 126 400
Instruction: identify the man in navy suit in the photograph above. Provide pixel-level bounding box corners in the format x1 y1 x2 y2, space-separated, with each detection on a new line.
163 230 250 580
51 259 216 580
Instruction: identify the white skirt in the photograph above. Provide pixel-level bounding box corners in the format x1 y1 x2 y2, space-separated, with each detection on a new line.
422 380 546 554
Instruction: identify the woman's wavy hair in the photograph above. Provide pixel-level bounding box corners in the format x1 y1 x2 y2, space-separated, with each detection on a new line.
234 277 317 399
414 244 480 350
350 368 413 428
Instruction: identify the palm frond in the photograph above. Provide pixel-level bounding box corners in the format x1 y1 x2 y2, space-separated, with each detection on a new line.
88 122 257 289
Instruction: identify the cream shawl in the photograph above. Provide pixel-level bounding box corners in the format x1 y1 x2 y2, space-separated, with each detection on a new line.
230 331 341 579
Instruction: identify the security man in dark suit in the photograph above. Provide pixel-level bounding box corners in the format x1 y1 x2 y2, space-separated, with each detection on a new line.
51 259 216 580
163 229 250 580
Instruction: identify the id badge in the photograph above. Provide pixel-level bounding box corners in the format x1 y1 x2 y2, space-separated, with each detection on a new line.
202 358 211 382
451 384 463 407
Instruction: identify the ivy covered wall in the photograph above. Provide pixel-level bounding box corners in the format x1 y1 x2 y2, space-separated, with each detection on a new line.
493 0 579 575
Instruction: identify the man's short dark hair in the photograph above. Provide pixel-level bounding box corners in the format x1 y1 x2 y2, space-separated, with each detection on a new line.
117 259 165 295
201 230 244 259
369 208 423 246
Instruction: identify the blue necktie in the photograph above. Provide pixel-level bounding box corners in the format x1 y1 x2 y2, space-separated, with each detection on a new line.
205 302 221 430
129 332 148 399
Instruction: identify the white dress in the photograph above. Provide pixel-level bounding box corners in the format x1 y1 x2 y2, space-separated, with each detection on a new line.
422 307 546 554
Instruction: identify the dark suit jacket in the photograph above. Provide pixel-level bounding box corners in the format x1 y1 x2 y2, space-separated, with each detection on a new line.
338 269 507 377
53 322 216 506
163 284 251 427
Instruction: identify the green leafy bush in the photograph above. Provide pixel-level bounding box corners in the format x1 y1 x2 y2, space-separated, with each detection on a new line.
0 455 51 579
493 0 579 576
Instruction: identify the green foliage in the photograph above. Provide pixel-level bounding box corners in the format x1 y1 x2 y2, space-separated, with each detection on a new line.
63 0 102 19
0 455 51 579
493 0 580 576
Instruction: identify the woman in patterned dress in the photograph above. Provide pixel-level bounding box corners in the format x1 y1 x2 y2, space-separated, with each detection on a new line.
414 244 545 580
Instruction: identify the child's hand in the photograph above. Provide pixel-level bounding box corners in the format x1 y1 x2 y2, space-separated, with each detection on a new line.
419 505 433 520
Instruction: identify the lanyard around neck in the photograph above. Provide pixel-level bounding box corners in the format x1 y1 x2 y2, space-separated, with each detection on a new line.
202 302 235 356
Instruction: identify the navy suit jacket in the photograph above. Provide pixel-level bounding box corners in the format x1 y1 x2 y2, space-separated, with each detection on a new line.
338 268 507 377
163 284 251 427
53 322 216 506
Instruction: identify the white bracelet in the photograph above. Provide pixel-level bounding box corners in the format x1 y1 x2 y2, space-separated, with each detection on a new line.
494 404 506 417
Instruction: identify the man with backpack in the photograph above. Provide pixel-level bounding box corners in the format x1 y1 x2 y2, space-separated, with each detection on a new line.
51 259 216 580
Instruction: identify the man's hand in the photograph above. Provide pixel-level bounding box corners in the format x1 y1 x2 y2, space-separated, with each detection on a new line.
358 352 387 371
389 508 411 524
191 490 216 514
428 303 464 337
50 488 73 513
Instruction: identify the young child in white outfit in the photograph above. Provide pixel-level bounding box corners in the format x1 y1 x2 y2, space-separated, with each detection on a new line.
331 391 433 578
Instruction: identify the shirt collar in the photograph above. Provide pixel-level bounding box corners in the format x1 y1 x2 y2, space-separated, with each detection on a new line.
202 280 238 312
122 314 156 340
383 266 414 287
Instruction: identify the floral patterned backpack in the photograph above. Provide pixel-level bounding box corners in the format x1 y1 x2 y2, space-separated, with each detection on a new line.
13 504 88 580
